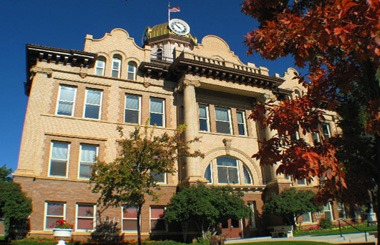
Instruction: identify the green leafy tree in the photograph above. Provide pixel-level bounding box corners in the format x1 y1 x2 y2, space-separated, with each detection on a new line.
0 165 32 241
263 188 321 229
164 183 251 241
90 124 202 245
0 164 12 182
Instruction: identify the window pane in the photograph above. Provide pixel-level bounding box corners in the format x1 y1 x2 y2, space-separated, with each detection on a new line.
237 111 244 123
228 168 239 184
150 113 163 126
123 207 138 218
57 102 73 116
78 205 94 217
150 98 163 113
217 167 228 184
86 90 101 105
217 157 237 167
199 105 209 132
46 217 61 229
47 203 64 216
78 219 93 230
151 172 165 183
216 121 230 134
238 124 245 135
215 108 228 121
301 213 312 223
151 207 164 219
126 95 139 110
322 124 331 138
123 220 138 231
51 142 68 160
50 160 67 176
243 165 252 184
204 164 212 183
125 110 139 124
81 145 97 162
84 105 100 119
60 86 76 101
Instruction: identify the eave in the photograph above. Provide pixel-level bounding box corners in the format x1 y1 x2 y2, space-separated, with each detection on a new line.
25 44 96 96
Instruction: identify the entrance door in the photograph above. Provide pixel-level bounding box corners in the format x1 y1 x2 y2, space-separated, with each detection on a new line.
221 219 241 238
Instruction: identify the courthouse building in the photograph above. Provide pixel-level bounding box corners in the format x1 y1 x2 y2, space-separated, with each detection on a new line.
14 19 341 240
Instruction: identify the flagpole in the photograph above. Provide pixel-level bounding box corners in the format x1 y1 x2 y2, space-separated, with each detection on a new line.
168 1 170 22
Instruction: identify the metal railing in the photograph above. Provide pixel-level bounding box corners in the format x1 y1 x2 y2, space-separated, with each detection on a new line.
337 218 368 242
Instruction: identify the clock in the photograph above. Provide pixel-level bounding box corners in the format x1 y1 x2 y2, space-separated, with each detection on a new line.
168 19 190 36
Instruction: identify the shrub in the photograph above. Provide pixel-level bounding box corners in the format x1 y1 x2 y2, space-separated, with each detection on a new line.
318 217 333 229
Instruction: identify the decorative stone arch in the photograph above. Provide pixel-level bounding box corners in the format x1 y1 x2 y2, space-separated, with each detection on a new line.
110 50 127 62
201 147 263 185
96 52 110 61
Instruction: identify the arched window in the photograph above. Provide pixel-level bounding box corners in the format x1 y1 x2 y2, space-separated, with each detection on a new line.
204 156 254 185
111 54 122 78
95 57 106 76
156 48 163 61
294 89 301 99
243 165 252 184
204 164 212 183
127 61 137 80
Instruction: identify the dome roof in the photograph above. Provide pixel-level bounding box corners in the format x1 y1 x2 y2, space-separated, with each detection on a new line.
144 22 197 45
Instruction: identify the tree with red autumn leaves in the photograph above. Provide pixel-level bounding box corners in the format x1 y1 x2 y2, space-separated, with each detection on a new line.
242 0 379 225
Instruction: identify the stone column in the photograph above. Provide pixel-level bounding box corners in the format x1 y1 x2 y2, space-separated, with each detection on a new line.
179 79 206 184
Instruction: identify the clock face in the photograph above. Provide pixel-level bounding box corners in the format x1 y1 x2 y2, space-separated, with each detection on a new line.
169 19 190 36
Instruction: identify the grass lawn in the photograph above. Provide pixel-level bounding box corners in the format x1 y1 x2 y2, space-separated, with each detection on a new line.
228 242 332 245
295 223 378 237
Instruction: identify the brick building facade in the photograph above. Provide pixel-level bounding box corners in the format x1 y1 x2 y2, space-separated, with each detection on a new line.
14 20 342 241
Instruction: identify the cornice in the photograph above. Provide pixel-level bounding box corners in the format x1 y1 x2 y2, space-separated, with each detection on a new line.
25 44 96 96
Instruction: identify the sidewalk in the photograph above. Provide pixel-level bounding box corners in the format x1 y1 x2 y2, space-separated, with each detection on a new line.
225 233 377 244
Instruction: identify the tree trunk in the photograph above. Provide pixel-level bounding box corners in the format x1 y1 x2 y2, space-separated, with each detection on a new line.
137 204 142 245
376 135 379 245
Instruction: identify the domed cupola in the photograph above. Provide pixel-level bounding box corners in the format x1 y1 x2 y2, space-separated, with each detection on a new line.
143 19 197 62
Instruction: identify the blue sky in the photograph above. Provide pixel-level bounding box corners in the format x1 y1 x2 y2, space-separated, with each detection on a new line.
0 0 296 173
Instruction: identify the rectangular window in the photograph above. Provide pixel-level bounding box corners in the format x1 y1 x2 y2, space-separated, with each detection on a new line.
122 206 138 232
301 212 312 223
215 107 232 134
297 178 307 186
312 132 320 145
150 207 166 232
322 123 331 139
125 94 141 124
95 59 105 76
79 144 98 179
150 171 166 184
236 110 247 136
76 204 95 230
217 157 239 184
323 203 333 221
150 98 165 127
56 85 76 116
199 105 209 132
248 202 256 228
337 203 346 219
49 141 70 177
84 89 102 119
45 202 65 230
